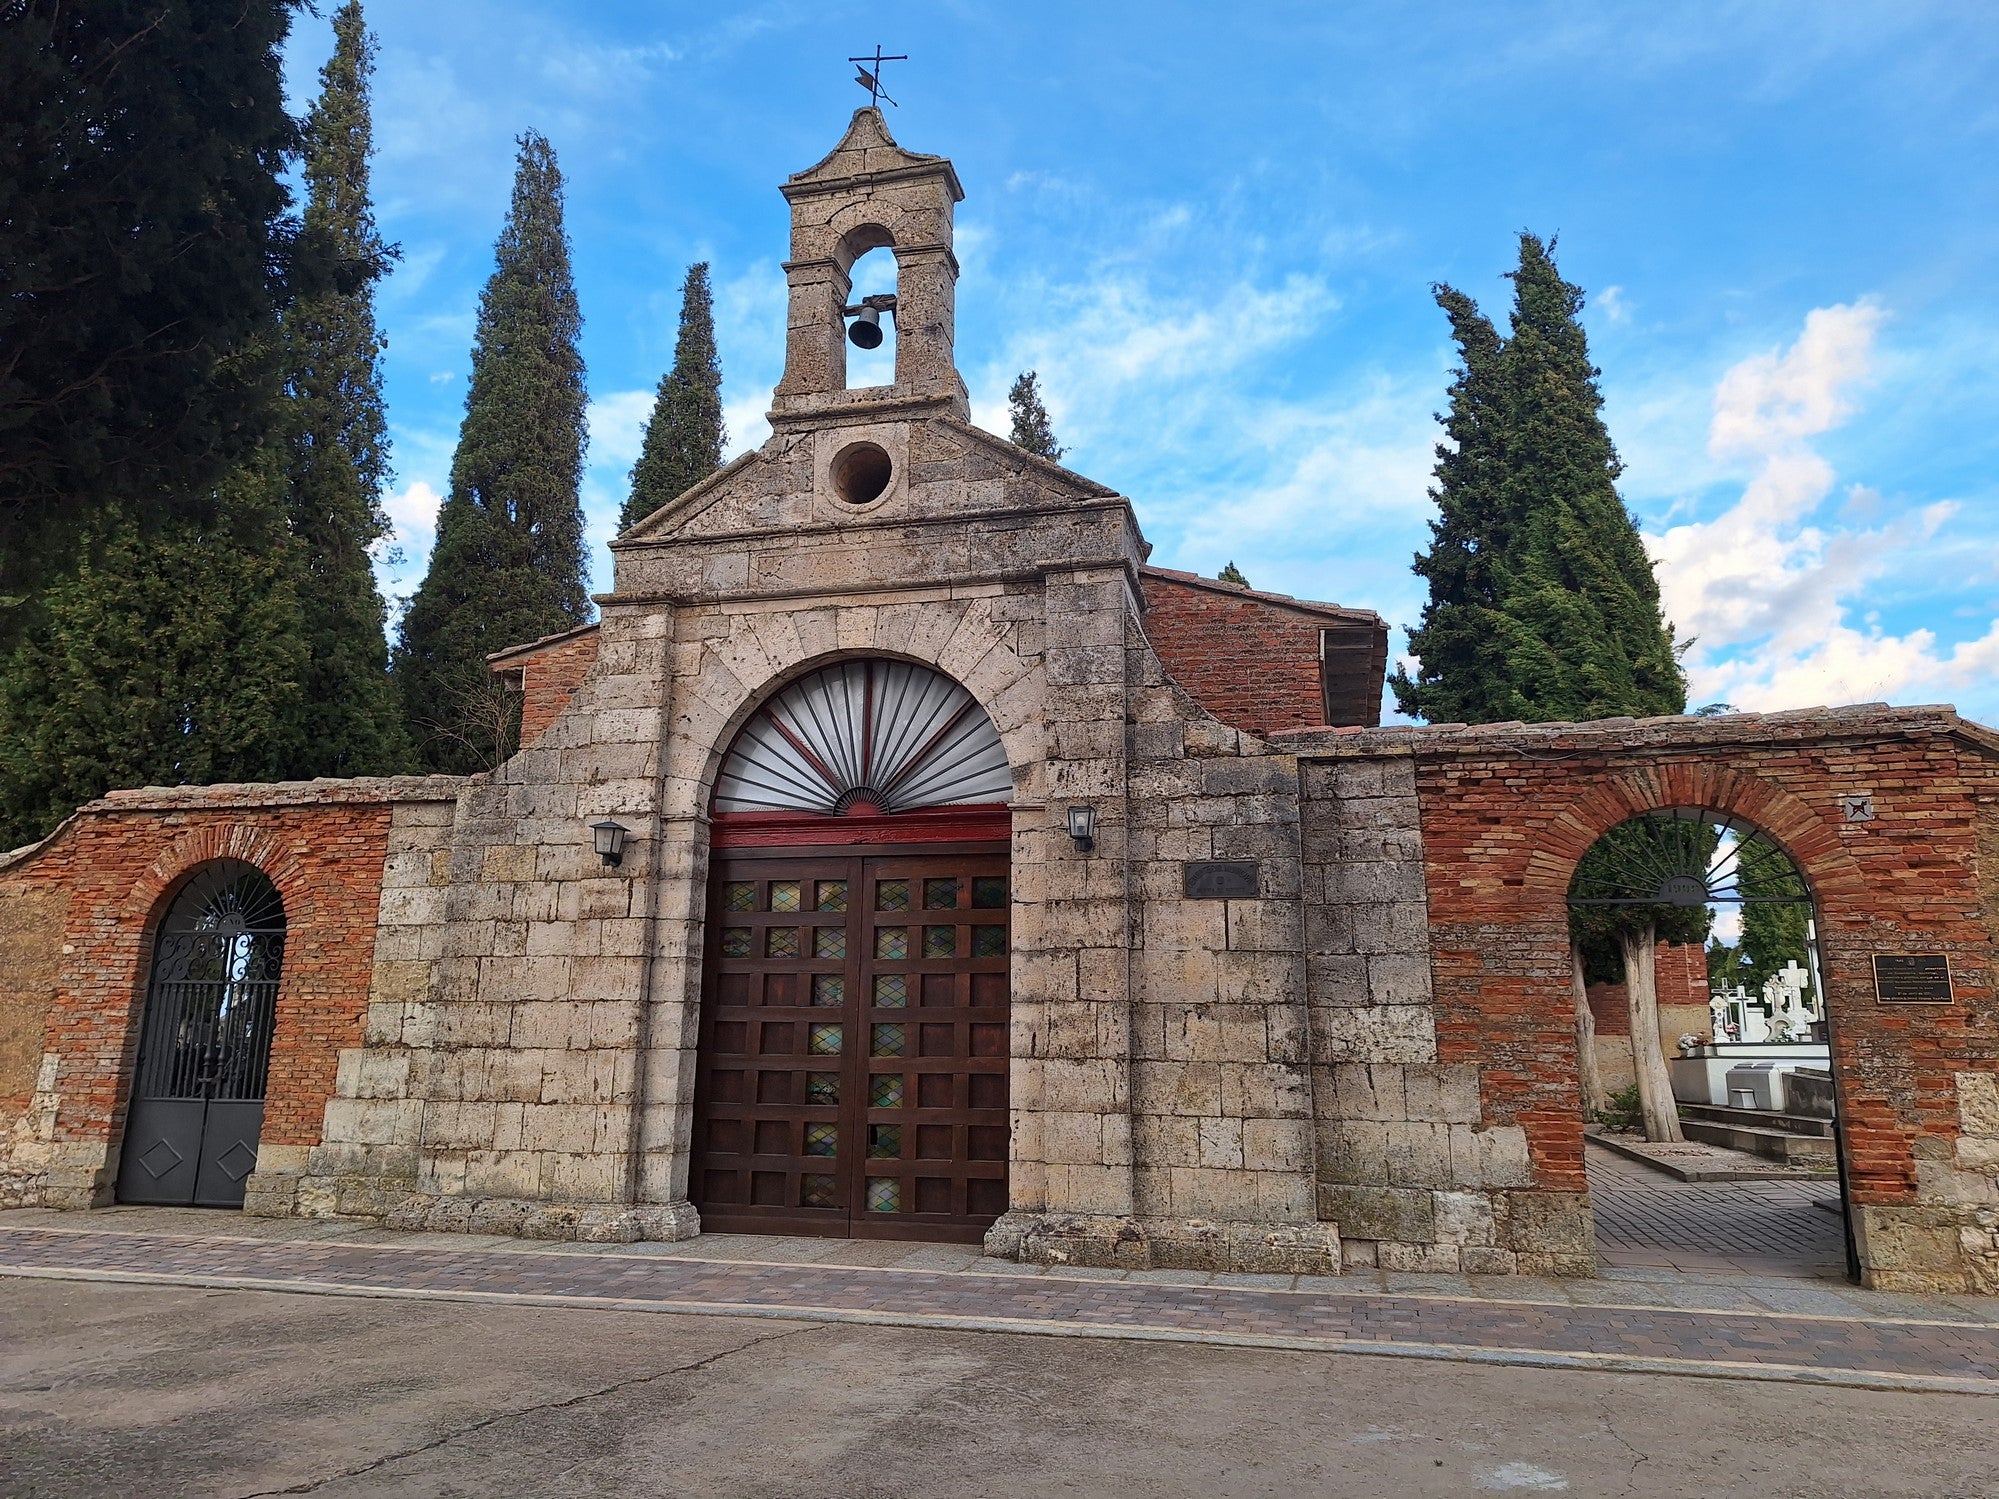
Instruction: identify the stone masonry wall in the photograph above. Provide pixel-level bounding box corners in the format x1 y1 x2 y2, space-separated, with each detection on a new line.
1297 754 1591 1276
0 845 69 1205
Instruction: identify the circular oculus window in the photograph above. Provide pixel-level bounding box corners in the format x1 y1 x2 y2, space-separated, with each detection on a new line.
831 440 893 506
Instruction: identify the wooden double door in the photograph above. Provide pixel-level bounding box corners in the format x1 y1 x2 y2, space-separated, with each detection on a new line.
691 845 1011 1242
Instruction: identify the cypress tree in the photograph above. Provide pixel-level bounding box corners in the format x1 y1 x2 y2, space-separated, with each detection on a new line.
1217 562 1251 588
0 2 304 654
622 262 725 529
280 1 407 776
0 461 309 847
1495 237 1685 722
1388 290 1514 723
1007 372 1064 460
1392 236 1685 724
395 132 591 773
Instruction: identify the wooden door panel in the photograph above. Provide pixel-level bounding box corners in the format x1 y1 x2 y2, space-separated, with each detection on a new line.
692 845 1010 1242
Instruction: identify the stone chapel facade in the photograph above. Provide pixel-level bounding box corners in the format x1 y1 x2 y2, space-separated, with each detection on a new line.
4 111 1997 1292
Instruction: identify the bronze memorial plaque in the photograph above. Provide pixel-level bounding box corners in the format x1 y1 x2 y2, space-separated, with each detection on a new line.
1184 861 1260 900
1872 954 1954 1004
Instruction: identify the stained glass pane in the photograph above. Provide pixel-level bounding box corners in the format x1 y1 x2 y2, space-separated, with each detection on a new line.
972 925 1006 958
804 1122 838 1157
924 925 955 959
812 974 846 1007
870 1074 904 1108
801 1174 837 1208
866 1177 901 1213
876 879 910 912
923 878 959 909
873 974 908 1008
721 928 752 958
815 880 849 912
809 1023 843 1056
971 876 1008 909
875 928 908 961
765 927 799 958
769 881 802 913
868 1124 902 1159
814 928 847 960
807 1071 840 1105
722 882 756 912
871 1023 905 1057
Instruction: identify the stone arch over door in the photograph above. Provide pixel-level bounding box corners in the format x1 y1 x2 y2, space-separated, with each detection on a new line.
686 654 1016 1242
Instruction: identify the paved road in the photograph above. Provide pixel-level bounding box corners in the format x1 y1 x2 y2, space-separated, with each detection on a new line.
4 1278 1996 1498
3 1223 1995 1391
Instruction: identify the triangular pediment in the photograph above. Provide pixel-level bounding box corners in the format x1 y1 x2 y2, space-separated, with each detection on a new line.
612 418 1124 549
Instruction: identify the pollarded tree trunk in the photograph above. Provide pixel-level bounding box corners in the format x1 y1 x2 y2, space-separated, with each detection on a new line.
1572 942 1608 1118
1618 924 1684 1142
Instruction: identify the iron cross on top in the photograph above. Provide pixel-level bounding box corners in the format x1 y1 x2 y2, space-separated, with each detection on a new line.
850 46 907 108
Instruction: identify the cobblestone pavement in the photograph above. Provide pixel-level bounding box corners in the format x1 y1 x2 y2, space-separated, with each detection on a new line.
1586 1141 1850 1277
3 1211 1996 1394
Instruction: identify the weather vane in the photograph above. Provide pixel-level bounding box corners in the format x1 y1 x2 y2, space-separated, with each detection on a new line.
849 45 906 108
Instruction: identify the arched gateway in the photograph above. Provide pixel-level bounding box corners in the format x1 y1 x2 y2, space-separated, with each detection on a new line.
117 861 286 1208
691 660 1015 1242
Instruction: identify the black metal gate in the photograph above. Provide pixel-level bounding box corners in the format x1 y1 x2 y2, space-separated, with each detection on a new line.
116 862 286 1208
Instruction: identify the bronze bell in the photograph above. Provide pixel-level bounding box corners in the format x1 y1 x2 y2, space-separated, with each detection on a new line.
848 305 884 349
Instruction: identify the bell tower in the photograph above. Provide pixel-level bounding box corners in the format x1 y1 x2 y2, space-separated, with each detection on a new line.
771 108 970 425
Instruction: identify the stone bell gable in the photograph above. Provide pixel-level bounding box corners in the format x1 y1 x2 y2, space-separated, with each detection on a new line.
772 106 968 422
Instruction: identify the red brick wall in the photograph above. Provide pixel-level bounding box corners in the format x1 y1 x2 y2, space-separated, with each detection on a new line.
1138 570 1377 735
1586 942 1709 1037
495 626 601 749
29 803 393 1155
1413 730 1998 1205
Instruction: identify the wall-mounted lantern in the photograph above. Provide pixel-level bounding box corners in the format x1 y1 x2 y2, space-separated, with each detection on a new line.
591 819 631 869
1066 805 1096 854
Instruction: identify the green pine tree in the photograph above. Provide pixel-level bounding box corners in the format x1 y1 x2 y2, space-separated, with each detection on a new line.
0 2 304 657
1217 562 1251 588
1392 236 1685 724
0 460 310 847
1007 372 1065 460
622 263 726 529
279 1 408 776
395 131 591 773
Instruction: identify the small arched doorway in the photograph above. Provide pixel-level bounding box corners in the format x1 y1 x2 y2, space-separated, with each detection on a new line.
116 861 287 1208
1568 809 1854 1279
691 659 1014 1243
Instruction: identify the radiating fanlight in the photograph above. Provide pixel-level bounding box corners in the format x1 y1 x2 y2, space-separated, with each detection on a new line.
715 660 1012 816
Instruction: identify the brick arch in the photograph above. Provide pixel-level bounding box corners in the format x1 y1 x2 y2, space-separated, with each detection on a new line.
124 822 318 939
1517 762 1866 915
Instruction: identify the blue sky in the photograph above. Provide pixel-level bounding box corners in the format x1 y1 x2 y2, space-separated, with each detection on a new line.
281 1 1999 722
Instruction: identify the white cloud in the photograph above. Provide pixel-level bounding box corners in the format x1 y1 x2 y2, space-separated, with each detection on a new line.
1597 285 1630 323
1649 300 1996 711
587 389 655 475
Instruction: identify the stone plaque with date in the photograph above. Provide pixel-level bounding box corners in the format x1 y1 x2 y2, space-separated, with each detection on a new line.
1184 861 1259 900
1872 954 1954 1004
